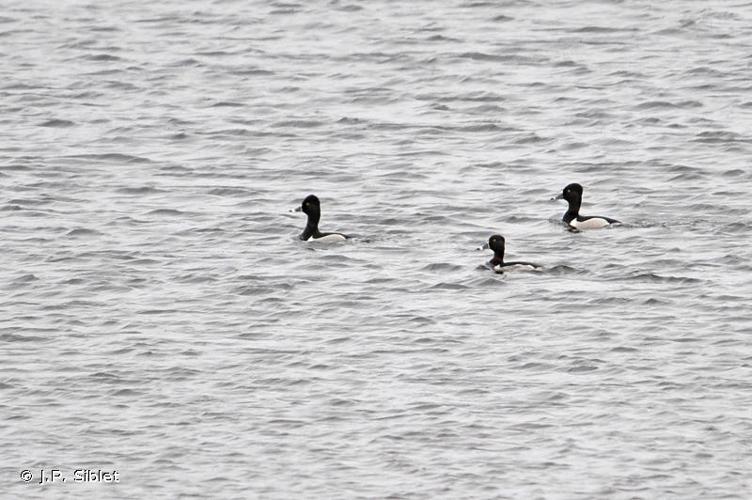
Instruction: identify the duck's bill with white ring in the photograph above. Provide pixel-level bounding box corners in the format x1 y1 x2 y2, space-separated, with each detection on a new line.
551 192 564 201
290 206 302 213
476 242 490 251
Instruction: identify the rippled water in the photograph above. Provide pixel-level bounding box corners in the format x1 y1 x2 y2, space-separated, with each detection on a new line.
2 1 752 498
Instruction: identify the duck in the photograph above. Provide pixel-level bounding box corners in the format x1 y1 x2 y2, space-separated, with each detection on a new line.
556 183 620 230
295 194 350 242
480 234 541 273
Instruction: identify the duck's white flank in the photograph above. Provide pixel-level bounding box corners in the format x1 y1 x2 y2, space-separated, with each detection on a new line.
569 217 611 230
307 233 348 243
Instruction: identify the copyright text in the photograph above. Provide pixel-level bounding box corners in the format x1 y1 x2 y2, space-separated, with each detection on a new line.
20 469 120 484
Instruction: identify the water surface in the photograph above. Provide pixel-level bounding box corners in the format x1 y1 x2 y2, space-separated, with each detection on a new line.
2 1 752 498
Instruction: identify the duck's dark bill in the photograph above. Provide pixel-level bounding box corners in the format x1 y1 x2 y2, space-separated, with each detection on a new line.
477 242 490 250
292 206 302 212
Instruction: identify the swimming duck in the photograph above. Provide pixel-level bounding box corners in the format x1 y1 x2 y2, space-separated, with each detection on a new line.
480 234 541 273
295 194 350 242
556 183 620 230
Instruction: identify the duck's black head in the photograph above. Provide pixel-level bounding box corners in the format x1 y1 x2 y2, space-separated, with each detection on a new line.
561 183 583 203
488 234 506 256
300 194 321 216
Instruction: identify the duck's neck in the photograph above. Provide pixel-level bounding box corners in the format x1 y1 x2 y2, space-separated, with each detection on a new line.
565 196 581 222
300 212 321 240
490 248 505 266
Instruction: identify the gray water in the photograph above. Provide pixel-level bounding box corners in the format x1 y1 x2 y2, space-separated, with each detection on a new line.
2 1 752 498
